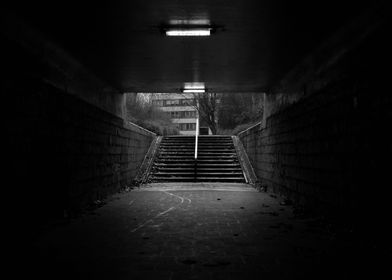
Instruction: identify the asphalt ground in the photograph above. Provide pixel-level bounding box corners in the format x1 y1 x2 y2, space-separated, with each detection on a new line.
25 183 387 280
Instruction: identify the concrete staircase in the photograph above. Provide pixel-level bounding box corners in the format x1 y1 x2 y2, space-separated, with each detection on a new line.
149 136 246 182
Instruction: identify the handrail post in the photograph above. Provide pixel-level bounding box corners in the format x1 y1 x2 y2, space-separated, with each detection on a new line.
194 116 199 182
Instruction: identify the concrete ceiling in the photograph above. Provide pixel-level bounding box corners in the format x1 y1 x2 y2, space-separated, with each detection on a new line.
5 0 373 93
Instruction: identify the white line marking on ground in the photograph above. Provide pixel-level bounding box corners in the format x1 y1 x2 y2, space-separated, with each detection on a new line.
157 206 176 217
163 191 192 204
130 207 175 233
130 190 191 233
163 191 184 203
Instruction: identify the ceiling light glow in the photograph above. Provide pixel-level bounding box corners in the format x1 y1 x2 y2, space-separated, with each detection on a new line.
169 19 211 25
184 82 205 89
166 29 211 37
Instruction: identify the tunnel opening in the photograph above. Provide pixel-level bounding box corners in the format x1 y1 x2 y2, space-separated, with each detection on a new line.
125 92 263 184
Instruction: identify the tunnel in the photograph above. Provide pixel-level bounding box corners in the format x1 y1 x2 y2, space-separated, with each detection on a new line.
2 0 390 279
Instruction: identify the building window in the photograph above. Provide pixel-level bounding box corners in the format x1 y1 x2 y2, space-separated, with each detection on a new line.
165 99 180 106
153 100 164 106
167 111 197 119
185 111 196 118
179 123 196 131
181 99 194 106
180 111 194 118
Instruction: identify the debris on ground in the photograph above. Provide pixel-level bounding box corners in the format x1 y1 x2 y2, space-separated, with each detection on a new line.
280 199 293 206
86 199 107 212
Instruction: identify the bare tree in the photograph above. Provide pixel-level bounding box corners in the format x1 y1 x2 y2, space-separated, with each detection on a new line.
194 92 220 135
178 92 220 135
218 92 264 132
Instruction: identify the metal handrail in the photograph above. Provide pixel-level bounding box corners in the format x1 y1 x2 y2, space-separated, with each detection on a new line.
194 117 199 181
195 117 199 160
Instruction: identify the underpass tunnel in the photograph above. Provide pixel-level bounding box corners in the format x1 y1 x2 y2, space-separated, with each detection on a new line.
2 0 390 275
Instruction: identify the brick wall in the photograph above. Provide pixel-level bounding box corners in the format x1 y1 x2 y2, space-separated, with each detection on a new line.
2 35 155 231
240 87 391 213
5 77 154 221
239 7 391 223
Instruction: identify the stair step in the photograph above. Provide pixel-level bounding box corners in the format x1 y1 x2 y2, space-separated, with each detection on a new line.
154 163 241 167
153 169 243 172
162 137 232 139
159 152 235 155
160 147 234 150
170 148 234 150
155 162 239 165
152 172 243 176
158 155 237 158
157 159 237 162
157 158 238 160
157 158 237 162
160 150 236 153
162 138 232 141
160 152 237 155
151 177 246 182
161 148 234 150
160 143 234 146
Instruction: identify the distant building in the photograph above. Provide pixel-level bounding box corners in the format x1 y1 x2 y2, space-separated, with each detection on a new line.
152 93 215 135
151 93 197 135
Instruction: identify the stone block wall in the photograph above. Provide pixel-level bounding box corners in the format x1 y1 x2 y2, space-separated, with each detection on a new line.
239 7 391 223
240 85 391 213
5 78 154 222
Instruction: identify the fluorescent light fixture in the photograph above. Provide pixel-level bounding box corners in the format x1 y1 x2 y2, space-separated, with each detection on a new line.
161 20 223 37
183 89 205 93
182 82 206 93
166 29 211 36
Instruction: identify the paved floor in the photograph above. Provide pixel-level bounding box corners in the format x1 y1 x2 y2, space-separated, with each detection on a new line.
25 183 386 279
